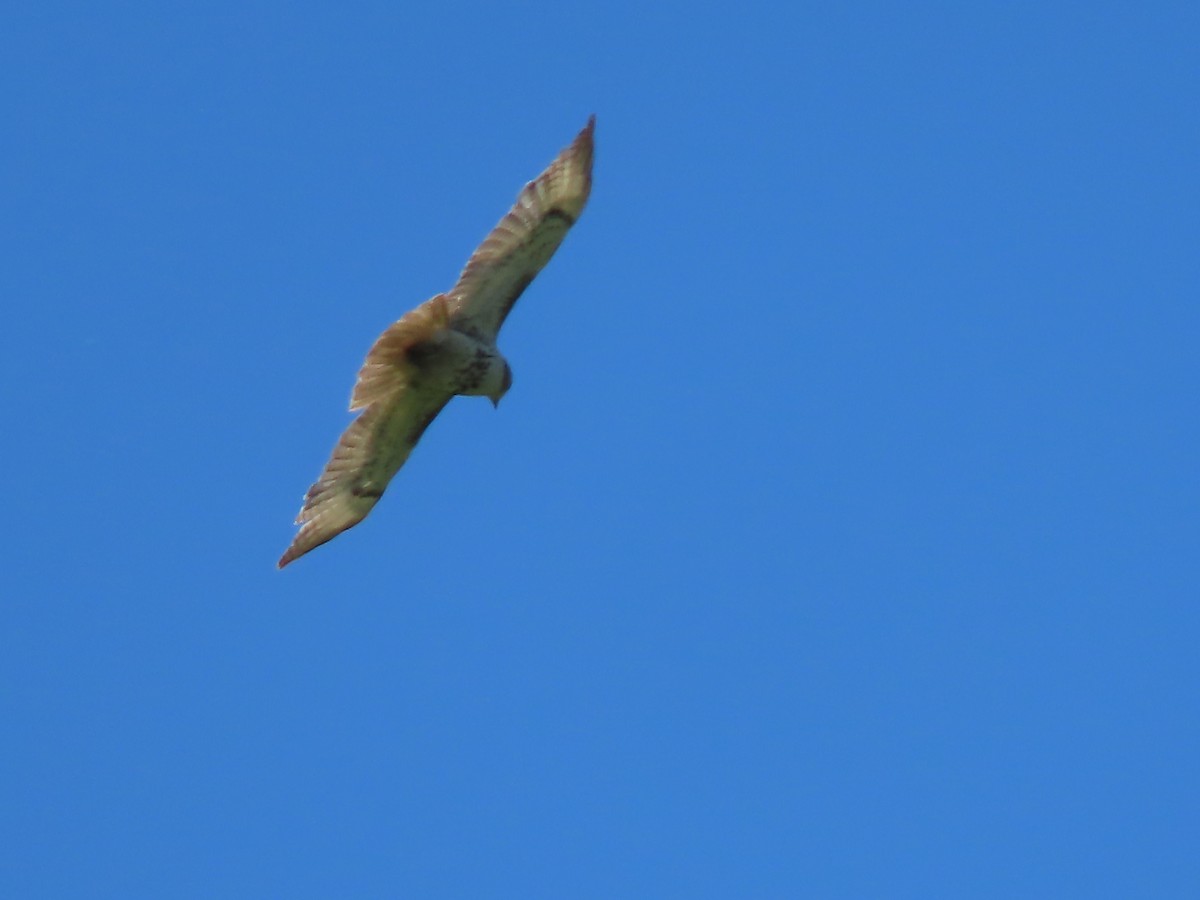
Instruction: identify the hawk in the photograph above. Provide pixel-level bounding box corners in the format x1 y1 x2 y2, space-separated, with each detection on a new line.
278 116 595 568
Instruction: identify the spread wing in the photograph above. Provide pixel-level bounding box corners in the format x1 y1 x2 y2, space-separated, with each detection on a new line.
448 115 594 341
277 387 450 568
278 297 453 568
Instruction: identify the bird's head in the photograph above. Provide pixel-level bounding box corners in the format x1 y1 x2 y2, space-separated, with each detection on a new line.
489 362 513 408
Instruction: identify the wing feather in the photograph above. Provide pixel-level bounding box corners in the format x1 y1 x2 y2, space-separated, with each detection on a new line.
448 115 594 340
278 386 451 568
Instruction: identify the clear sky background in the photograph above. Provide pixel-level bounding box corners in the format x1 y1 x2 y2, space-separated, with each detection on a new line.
3 2 1197 896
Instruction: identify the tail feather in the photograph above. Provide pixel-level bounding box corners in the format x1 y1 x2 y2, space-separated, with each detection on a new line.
349 294 450 410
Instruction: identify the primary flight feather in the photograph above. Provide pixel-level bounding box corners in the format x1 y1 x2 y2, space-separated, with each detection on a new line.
279 116 595 568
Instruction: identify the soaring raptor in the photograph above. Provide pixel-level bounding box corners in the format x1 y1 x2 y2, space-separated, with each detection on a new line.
279 116 595 568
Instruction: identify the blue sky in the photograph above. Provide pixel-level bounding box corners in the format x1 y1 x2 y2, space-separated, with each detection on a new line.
3 1 1197 896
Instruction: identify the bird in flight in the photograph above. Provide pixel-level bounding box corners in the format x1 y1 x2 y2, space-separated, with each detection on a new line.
279 116 595 568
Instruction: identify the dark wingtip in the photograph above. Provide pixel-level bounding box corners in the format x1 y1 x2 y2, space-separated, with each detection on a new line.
277 536 308 569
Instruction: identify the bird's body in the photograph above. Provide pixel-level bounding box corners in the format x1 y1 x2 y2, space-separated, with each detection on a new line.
278 117 594 567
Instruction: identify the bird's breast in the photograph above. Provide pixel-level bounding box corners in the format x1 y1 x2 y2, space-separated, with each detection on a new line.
416 329 507 397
